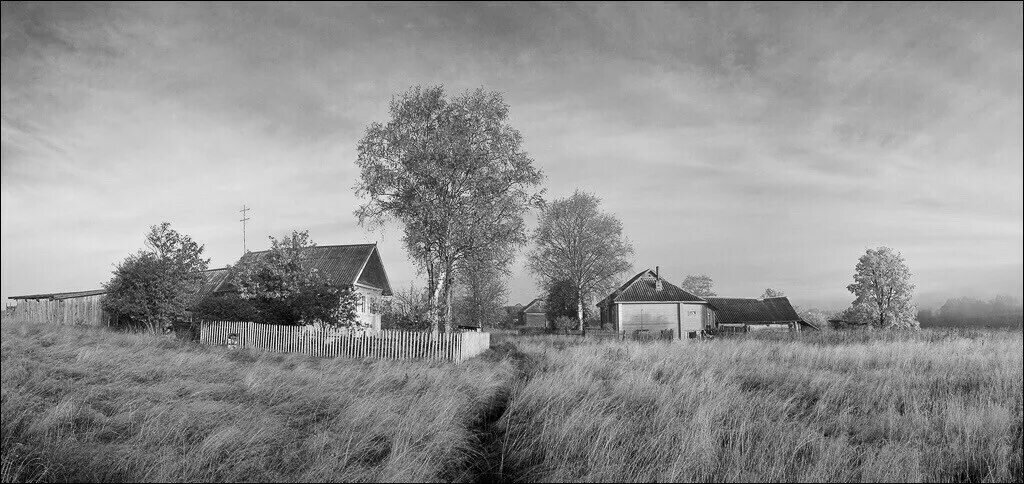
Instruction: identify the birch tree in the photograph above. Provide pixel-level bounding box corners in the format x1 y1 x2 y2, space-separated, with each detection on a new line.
354 86 544 332
846 246 917 329
527 191 633 329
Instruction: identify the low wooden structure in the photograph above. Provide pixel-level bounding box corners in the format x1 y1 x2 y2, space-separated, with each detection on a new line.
198 320 490 364
8 289 109 326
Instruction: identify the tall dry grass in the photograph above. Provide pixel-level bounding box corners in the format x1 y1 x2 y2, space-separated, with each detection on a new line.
4 317 1021 483
1 319 515 482
498 331 1024 482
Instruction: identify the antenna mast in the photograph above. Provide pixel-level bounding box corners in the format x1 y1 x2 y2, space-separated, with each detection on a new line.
239 205 251 253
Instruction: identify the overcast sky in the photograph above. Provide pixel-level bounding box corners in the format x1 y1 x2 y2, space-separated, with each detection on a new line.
2 2 1021 309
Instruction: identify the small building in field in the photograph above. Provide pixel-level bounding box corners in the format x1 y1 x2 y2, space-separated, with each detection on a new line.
598 268 814 338
519 298 548 327
8 289 109 326
597 268 712 338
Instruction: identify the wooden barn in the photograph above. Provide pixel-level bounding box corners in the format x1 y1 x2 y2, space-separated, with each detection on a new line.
9 289 109 326
519 298 548 327
598 268 813 338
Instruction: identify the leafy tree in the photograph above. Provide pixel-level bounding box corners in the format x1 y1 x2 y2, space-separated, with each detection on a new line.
761 288 785 298
103 222 209 331
453 252 510 330
380 283 431 331
355 85 545 333
233 231 361 328
680 274 716 297
527 191 633 329
545 279 584 325
845 246 917 329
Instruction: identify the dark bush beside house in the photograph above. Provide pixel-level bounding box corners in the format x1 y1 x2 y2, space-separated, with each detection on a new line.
191 293 258 322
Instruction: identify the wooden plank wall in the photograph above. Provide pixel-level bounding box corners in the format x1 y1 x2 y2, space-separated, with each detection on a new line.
198 321 491 364
10 295 109 327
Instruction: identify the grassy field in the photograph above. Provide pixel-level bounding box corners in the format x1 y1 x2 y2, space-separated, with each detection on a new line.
2 320 1021 483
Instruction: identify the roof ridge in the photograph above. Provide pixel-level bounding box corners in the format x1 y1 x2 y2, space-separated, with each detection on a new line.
244 243 376 254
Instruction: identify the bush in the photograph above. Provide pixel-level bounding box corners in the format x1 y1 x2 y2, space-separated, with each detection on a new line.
191 294 258 322
553 316 577 331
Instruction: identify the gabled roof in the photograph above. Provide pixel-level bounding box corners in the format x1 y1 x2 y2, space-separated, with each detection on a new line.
184 268 232 308
705 296 803 324
522 298 546 314
222 244 392 296
10 289 107 300
598 269 705 306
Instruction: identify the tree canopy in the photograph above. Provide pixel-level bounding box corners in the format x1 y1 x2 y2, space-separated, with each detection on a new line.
452 251 510 330
845 246 917 329
761 288 785 298
103 222 209 331
354 85 544 332
680 274 716 298
527 191 633 329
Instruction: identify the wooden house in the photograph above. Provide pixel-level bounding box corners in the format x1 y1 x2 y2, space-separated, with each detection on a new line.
223 244 393 330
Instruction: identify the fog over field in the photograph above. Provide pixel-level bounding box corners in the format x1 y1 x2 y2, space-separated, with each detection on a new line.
2 3 1021 309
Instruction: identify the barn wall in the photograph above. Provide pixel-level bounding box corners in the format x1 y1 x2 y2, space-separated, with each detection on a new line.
12 295 109 326
680 303 705 332
618 303 678 335
522 312 547 327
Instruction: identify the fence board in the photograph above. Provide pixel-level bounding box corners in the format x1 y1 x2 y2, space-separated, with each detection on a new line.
197 321 490 363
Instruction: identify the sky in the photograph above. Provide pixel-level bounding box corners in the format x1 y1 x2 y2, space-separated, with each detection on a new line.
2 2 1022 310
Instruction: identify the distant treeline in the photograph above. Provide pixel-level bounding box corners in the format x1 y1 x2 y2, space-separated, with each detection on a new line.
917 295 1023 329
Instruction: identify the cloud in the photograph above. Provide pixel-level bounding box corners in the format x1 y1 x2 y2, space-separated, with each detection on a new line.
2 2 1021 309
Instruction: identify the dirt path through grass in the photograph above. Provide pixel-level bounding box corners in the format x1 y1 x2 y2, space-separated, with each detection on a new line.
446 340 545 483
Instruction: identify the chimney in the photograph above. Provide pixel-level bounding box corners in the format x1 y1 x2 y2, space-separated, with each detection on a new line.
655 266 663 291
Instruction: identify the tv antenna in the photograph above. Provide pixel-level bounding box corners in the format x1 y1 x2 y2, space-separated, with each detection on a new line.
239 205 251 253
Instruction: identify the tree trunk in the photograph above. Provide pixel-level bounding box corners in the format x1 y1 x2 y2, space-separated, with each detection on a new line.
576 298 585 331
425 258 442 334
441 268 455 333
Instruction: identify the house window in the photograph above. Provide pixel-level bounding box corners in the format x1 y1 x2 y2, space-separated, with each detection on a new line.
358 294 367 313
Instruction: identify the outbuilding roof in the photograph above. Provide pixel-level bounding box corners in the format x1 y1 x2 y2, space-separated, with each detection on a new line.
521 298 546 314
705 296 803 324
598 269 706 306
9 289 107 300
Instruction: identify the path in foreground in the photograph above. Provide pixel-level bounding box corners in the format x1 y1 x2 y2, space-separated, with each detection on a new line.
2 322 1021 483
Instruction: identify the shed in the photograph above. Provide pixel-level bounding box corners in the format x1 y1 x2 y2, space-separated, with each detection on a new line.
9 289 109 326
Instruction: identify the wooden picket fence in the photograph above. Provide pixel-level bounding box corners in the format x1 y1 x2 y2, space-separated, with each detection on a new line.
198 321 490 364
